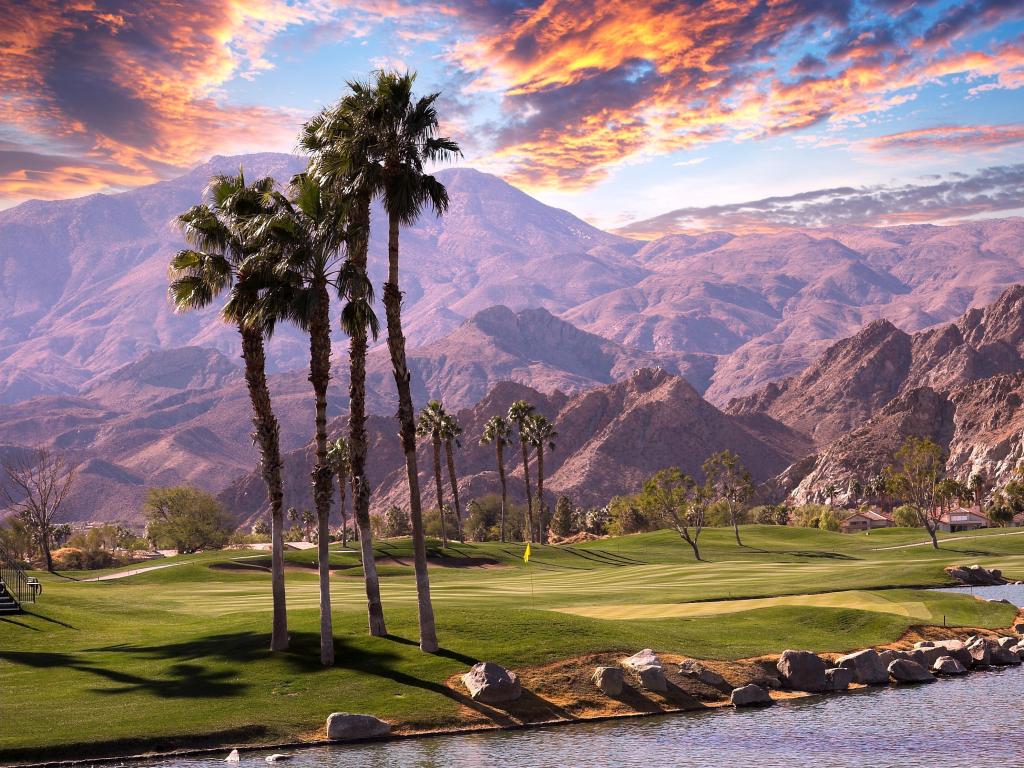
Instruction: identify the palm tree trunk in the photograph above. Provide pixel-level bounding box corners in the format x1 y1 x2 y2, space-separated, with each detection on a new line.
240 325 288 651
432 437 448 546
384 211 437 653
536 444 545 544
349 195 386 637
496 441 507 543
519 434 534 543
337 475 348 548
445 439 464 543
309 277 334 666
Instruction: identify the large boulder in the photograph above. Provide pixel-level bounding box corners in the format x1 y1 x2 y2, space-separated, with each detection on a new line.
623 649 667 693
990 644 1022 666
997 636 1018 649
967 639 991 667
932 656 967 676
326 713 391 741
945 564 1007 586
776 650 830 693
825 667 853 691
730 684 773 707
877 649 909 667
910 646 947 668
592 666 624 696
1010 643 1024 659
888 659 936 684
678 659 725 687
462 662 522 703
836 649 889 685
1013 622 1024 635
931 640 973 669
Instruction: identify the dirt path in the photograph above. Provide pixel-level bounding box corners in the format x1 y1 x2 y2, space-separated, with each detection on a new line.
872 529 1024 550
80 561 193 582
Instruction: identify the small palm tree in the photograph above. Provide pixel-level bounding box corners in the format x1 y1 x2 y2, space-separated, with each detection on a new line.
440 412 464 543
480 416 514 542
326 437 351 547
507 400 536 542
522 414 557 543
416 400 449 546
168 168 289 653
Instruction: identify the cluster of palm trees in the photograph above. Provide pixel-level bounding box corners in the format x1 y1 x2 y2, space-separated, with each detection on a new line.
168 71 458 661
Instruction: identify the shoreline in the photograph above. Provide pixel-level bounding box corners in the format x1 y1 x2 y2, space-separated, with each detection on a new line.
8 615 1022 768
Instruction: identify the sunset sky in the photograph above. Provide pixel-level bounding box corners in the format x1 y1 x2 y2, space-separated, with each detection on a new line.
2 0 1023 233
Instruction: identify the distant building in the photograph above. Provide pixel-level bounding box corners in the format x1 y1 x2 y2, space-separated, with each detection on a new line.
937 505 990 533
840 509 893 533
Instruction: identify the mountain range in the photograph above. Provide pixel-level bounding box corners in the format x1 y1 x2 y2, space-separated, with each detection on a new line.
3 152 1024 524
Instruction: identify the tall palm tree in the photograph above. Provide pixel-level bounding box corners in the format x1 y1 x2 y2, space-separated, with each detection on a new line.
507 400 536 541
480 416 513 542
416 400 449 546
168 168 289 653
250 172 347 666
326 437 350 547
522 414 557 543
361 70 460 653
299 90 387 640
440 412 464 543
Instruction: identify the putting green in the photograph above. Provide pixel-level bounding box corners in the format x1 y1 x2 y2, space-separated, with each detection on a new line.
551 589 934 621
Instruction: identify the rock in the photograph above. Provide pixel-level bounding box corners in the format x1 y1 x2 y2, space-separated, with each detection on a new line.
826 667 853 691
932 640 973 669
1010 643 1024 659
592 666 624 696
730 684 773 707
776 649 829 693
990 644 1022 666
265 756 292 763
997 636 1018 649
758 675 782 689
910 646 946 668
888 659 936 684
462 662 522 703
836 649 889 685
914 641 935 649
877 649 909 667
623 649 668 693
1013 623 1024 635
967 639 991 667
226 749 240 762
945 564 1007 586
326 713 391 741
932 656 968 675
678 659 726 687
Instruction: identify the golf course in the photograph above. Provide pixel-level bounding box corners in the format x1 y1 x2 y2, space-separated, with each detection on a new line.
2 525 1023 764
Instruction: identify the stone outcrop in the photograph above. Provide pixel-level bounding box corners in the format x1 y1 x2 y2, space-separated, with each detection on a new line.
462 662 522 703
678 660 726 687
967 638 991 667
730 684 773 707
888 659 936 684
776 650 829 693
877 649 909 667
989 644 1022 666
825 667 853 691
945 565 1007 586
836 648 889 685
592 666 624 696
932 656 967 676
325 713 391 741
623 649 667 693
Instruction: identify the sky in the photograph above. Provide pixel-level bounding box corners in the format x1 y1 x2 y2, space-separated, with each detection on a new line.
1 0 1023 234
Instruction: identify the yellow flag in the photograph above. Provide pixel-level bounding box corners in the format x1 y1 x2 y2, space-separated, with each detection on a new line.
523 542 531 563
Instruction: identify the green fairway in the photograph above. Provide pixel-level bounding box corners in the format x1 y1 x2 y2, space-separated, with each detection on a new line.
0 525 1020 763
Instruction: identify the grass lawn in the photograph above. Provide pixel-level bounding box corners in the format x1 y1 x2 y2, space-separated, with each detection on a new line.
0 525 1021 763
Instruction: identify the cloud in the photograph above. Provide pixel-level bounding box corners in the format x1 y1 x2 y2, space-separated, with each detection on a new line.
615 164 1024 236
446 0 1024 189
865 124 1024 152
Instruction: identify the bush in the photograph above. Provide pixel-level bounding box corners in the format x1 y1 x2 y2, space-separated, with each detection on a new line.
792 504 830 528
52 546 115 570
376 505 411 539
143 486 232 553
892 504 918 528
550 496 581 539
607 496 657 536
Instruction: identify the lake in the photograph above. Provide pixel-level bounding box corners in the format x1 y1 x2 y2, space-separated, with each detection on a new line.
136 585 1024 768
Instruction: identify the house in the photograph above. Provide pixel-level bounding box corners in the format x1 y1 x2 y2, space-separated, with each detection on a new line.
840 509 893 533
937 505 990 533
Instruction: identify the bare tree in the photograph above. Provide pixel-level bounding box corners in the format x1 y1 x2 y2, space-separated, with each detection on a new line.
884 436 945 548
1 447 76 571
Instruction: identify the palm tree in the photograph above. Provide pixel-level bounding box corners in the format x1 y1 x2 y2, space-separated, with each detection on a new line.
440 412 464 543
299 89 387 640
416 400 449 546
168 168 289 652
507 400 536 541
326 437 350 547
522 414 557 544
251 172 347 666
480 416 513 542
361 71 460 653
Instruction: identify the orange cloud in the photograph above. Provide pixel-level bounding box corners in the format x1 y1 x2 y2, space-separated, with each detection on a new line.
865 123 1024 153
452 0 1024 190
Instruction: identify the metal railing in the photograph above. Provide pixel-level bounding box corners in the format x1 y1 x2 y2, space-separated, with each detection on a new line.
0 544 36 606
